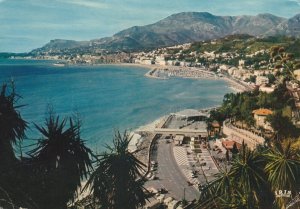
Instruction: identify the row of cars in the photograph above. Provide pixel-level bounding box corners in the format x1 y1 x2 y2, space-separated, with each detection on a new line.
144 159 185 209
144 187 184 209
147 161 159 180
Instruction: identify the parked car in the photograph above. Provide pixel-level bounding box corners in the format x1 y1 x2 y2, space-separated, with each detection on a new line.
159 188 168 194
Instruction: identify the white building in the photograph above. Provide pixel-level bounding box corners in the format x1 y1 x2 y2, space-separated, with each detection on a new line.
233 69 246 79
254 71 264 76
228 67 238 75
294 69 300 81
219 64 230 72
256 76 269 86
259 85 275 93
167 60 175 66
155 56 167 66
242 73 251 81
239 59 245 67
252 108 273 130
141 59 153 65
179 61 191 67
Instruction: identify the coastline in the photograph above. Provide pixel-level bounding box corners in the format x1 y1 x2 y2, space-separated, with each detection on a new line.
122 63 252 169
109 63 253 92
8 58 249 151
129 106 218 164
9 58 253 93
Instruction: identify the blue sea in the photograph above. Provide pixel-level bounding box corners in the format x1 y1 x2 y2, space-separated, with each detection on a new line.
0 59 233 150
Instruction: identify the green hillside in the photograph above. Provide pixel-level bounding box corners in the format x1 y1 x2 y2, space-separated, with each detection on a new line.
188 35 300 57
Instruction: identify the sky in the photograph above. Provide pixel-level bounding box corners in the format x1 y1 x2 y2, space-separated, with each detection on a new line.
0 0 300 52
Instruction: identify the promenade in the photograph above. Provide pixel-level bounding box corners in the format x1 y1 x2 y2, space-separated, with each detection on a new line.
146 66 217 80
223 119 265 150
153 128 208 137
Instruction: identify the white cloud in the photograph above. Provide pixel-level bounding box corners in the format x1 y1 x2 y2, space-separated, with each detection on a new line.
60 0 109 9
288 0 300 6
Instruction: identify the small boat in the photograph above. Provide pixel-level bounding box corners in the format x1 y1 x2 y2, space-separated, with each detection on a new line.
53 62 65 67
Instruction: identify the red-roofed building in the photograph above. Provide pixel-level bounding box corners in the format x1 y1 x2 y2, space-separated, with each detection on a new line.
222 140 241 150
252 108 273 130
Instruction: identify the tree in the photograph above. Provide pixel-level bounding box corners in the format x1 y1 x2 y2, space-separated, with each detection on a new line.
228 143 270 208
85 131 147 209
266 111 299 140
270 46 297 81
206 118 213 137
209 109 226 125
29 113 94 209
264 141 300 208
231 142 239 158
0 83 30 209
0 83 27 166
197 143 272 209
249 75 257 83
197 167 230 209
266 74 276 85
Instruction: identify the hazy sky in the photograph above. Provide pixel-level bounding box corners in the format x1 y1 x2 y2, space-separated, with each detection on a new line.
0 0 299 52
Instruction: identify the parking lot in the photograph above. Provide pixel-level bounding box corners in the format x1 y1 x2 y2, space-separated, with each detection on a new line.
145 136 199 201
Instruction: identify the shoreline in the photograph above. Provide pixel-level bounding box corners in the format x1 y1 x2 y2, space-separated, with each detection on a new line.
129 106 218 153
9 58 253 93
112 63 253 92
130 106 221 178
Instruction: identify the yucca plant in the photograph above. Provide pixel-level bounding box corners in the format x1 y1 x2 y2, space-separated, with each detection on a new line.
0 83 27 166
29 113 93 209
84 131 147 209
264 141 300 208
0 83 30 209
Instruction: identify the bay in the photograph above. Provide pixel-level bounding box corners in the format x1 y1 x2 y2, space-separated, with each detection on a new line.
0 59 233 150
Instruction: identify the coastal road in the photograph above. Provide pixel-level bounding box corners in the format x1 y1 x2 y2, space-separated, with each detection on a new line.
145 136 199 201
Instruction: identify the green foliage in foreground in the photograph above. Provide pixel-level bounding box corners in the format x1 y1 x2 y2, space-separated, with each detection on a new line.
196 142 300 209
84 131 147 209
0 83 148 209
28 114 94 209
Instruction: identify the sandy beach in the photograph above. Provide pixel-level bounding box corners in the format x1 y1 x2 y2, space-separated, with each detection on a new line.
93 62 254 92
113 63 253 92
22 58 253 93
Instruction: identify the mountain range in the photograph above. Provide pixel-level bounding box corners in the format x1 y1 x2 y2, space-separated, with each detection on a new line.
31 12 300 54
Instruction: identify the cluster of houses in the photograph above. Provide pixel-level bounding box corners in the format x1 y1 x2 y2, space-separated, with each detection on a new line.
132 43 242 68
130 43 282 95
133 44 198 67
217 61 276 93
21 52 132 64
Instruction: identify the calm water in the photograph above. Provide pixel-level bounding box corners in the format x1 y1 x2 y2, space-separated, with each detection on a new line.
0 59 233 149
